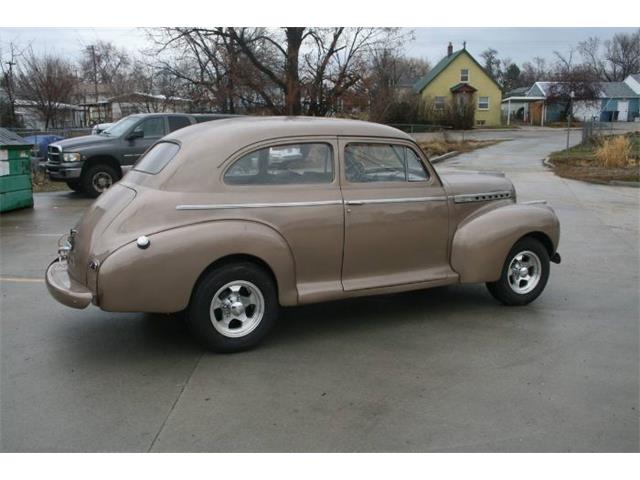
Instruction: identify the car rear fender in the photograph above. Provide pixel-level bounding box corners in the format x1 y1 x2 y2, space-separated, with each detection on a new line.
97 220 297 312
451 203 560 283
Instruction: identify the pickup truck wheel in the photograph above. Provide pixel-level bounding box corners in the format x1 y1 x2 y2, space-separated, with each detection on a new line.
486 237 550 306
65 180 82 192
187 263 279 352
82 164 118 198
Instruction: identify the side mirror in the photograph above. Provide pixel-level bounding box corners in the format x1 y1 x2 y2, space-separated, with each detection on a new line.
127 129 143 141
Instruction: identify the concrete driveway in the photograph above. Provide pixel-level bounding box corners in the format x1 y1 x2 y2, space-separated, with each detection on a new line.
1 128 638 452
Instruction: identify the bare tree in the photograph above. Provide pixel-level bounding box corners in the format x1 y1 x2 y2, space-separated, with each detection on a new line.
578 30 640 81
604 30 640 81
366 47 430 122
150 27 406 116
80 40 131 93
15 49 78 128
548 50 601 120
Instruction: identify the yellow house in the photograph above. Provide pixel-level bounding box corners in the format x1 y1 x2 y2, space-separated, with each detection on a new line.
414 43 503 127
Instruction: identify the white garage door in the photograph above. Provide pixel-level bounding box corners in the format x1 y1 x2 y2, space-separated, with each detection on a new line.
618 101 629 122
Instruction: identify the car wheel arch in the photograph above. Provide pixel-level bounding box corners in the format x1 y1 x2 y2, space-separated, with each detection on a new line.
97 219 298 313
82 155 122 179
450 204 559 284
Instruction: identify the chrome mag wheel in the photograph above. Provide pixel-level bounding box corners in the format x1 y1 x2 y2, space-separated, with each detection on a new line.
209 280 265 338
507 250 542 294
92 171 113 192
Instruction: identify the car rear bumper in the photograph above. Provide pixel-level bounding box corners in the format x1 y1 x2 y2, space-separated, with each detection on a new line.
45 259 92 309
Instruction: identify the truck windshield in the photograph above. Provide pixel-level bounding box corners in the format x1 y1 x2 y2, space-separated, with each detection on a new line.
102 116 140 137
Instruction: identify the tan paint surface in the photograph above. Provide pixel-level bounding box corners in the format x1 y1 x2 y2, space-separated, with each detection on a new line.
45 117 560 312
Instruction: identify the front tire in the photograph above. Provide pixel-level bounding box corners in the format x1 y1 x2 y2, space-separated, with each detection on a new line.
486 237 550 306
65 180 83 192
82 164 118 198
187 262 279 352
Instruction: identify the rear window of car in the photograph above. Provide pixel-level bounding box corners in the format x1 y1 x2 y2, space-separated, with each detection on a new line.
133 142 180 174
224 143 334 185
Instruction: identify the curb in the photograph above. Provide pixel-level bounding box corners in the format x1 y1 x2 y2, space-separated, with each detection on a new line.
609 180 640 188
545 156 640 188
430 151 460 164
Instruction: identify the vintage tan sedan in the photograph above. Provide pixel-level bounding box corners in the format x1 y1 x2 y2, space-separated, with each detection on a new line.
46 117 561 352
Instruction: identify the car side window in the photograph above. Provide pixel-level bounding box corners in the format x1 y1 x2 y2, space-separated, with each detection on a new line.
345 143 429 183
134 117 166 138
224 143 334 185
403 147 429 181
168 116 192 132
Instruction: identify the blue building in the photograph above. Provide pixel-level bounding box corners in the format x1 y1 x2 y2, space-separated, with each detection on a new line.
502 75 640 125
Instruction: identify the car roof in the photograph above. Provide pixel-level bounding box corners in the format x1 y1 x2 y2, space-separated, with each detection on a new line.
165 116 412 146
139 116 414 191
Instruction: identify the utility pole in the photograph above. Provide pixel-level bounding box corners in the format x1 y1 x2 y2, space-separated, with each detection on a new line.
89 45 101 123
566 90 575 150
4 60 17 126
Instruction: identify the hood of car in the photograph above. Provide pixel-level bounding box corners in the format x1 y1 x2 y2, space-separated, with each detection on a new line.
438 169 515 198
51 134 115 152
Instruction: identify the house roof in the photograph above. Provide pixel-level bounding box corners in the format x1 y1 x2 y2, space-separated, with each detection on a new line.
0 127 31 146
600 81 636 98
413 48 502 94
505 87 529 97
631 74 640 83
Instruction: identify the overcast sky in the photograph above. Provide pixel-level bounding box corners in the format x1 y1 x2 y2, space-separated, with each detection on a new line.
1 27 637 66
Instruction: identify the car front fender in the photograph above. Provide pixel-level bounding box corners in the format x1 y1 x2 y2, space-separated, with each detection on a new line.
97 220 298 313
451 203 560 283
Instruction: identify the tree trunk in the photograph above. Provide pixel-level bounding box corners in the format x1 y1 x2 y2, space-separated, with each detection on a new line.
284 28 304 116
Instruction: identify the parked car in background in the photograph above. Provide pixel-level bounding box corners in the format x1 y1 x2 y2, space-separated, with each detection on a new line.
91 123 113 135
46 117 562 352
45 113 237 197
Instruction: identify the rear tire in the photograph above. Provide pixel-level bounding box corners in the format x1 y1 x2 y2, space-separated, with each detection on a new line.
82 164 119 198
187 262 279 352
486 237 550 306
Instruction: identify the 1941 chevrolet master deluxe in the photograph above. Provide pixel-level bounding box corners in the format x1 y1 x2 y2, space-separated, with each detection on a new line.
46 117 561 352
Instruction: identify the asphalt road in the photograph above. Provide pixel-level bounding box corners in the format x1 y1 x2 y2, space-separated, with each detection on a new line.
1 127 638 452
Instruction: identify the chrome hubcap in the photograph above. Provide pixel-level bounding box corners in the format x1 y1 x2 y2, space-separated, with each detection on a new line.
92 172 113 192
209 281 264 338
507 250 542 294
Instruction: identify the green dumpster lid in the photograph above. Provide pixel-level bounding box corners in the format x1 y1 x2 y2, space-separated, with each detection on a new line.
0 127 32 147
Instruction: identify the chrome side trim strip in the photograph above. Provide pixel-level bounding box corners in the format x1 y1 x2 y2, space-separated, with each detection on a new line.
345 196 447 205
521 200 547 205
177 200 343 210
453 190 512 204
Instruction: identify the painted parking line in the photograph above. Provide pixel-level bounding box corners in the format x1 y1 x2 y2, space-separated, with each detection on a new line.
0 277 45 283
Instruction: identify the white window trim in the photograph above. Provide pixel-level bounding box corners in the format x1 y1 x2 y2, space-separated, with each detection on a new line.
434 96 446 110
478 96 490 110
460 69 469 82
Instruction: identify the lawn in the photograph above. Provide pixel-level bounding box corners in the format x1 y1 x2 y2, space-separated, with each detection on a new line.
549 133 640 184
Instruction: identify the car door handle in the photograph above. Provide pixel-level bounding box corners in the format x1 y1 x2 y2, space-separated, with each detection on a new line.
345 200 364 206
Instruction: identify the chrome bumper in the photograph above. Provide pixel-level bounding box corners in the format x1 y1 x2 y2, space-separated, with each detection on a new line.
46 163 82 180
45 259 92 309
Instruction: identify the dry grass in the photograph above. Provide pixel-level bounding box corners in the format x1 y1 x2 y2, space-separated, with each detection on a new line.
550 133 640 184
31 169 71 192
418 139 502 158
595 135 633 168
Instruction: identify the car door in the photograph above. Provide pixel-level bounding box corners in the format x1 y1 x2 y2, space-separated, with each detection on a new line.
339 138 453 291
122 116 168 167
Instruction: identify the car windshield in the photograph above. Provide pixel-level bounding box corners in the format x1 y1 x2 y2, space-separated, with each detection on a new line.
101 116 140 137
